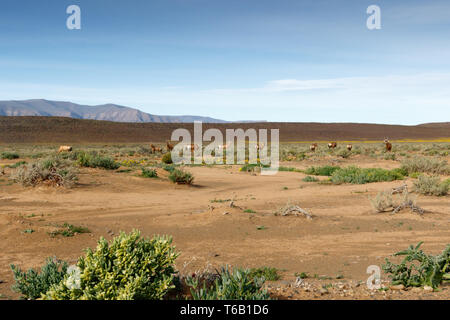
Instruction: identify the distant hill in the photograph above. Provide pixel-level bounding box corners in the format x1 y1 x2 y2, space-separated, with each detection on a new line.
1 117 449 143
0 99 228 123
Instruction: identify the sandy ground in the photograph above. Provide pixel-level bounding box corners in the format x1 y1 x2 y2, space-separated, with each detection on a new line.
0 156 449 300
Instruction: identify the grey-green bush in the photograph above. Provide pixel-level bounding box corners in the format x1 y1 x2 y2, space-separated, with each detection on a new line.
10 257 68 300
413 175 449 196
185 265 270 300
10 157 78 187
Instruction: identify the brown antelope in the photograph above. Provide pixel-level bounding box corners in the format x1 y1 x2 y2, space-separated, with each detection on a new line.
58 146 72 153
184 144 199 152
151 144 162 153
310 143 318 152
166 141 174 151
346 144 353 151
255 142 265 150
384 138 392 152
328 142 337 149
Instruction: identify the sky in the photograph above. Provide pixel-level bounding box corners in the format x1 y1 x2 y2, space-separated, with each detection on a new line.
0 0 449 124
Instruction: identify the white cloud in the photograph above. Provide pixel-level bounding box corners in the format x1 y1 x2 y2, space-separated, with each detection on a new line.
0 73 449 124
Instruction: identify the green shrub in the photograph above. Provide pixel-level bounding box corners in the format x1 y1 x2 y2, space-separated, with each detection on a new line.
384 153 397 161
1 152 20 159
239 163 270 172
43 231 179 300
401 157 449 175
162 152 173 164
168 169 194 184
185 266 270 300
249 267 280 281
162 163 176 172
278 166 301 172
141 168 158 178
302 176 319 182
10 257 68 300
76 152 120 170
331 166 405 184
413 175 449 196
304 166 340 176
337 149 351 159
49 223 91 237
5 161 27 168
10 157 78 188
383 242 450 289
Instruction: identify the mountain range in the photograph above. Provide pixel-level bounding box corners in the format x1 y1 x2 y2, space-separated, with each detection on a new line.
0 99 232 123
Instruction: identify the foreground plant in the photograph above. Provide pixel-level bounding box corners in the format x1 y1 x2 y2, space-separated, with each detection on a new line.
382 242 450 289
43 230 179 300
185 265 270 300
10 257 68 300
11 156 78 187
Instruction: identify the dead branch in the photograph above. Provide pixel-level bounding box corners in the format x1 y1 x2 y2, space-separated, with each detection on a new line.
280 205 313 220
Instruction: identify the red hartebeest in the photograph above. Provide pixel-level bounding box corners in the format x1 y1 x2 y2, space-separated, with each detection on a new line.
310 143 318 152
384 138 392 152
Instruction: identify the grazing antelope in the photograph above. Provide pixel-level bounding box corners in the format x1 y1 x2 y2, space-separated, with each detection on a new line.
184 144 199 152
328 142 337 149
150 144 162 153
166 141 174 151
384 138 392 152
346 144 353 151
310 143 318 152
58 146 72 153
255 142 265 151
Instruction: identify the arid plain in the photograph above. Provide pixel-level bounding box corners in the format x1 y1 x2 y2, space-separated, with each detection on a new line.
0 119 449 299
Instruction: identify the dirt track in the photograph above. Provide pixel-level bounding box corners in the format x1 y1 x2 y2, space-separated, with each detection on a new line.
1 155 449 299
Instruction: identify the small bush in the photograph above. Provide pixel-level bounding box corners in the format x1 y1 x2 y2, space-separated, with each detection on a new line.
141 168 158 178
331 166 405 184
1 152 19 159
239 163 270 172
384 153 397 161
11 157 78 188
249 267 280 281
302 176 319 182
77 152 120 170
10 257 68 300
162 163 176 172
401 157 449 175
5 161 27 168
337 149 351 159
43 230 179 300
413 175 449 196
162 152 173 164
304 166 340 176
168 169 194 184
369 190 394 212
49 223 90 237
185 266 270 300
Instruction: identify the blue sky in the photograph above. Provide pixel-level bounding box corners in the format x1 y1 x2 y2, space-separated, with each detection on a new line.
0 0 449 124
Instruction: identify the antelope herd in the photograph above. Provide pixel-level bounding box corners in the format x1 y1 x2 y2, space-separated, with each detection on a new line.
55 139 393 155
